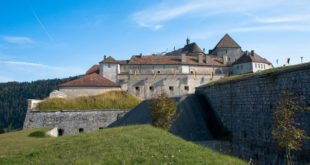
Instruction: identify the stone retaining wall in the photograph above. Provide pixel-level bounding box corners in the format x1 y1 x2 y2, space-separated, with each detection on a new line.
196 63 310 165
23 99 129 135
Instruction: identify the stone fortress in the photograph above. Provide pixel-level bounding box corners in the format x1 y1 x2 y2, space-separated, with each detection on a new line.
50 34 273 99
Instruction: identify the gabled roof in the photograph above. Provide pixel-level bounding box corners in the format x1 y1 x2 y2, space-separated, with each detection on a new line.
126 55 227 66
214 34 241 48
233 52 272 65
182 42 203 53
59 73 120 87
100 56 118 63
86 65 99 75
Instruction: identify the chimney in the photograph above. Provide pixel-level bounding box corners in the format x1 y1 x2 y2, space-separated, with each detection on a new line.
139 53 142 57
181 53 186 63
186 37 190 45
223 55 228 65
198 54 203 64
251 50 254 56
206 55 211 64
104 55 107 60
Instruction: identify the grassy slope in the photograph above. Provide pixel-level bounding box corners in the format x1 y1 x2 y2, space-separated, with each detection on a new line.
0 125 246 165
37 90 141 110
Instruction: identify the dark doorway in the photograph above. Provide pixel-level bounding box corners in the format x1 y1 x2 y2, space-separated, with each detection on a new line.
79 128 84 133
58 129 64 136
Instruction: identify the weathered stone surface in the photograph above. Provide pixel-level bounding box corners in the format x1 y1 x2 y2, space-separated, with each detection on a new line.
196 64 310 165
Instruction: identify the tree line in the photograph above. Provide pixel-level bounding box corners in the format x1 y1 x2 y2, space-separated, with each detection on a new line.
0 76 79 133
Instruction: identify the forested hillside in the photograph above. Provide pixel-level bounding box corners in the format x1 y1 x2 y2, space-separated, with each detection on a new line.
0 76 79 132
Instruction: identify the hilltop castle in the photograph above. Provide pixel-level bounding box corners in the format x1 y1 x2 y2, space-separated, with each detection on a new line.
52 34 272 99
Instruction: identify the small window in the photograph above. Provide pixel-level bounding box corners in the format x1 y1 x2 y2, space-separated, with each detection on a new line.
135 86 140 91
79 128 84 133
149 86 154 91
241 65 243 69
163 65 166 69
176 66 179 70
169 86 174 91
58 129 64 136
184 86 189 91
228 57 230 61
157 71 160 74
123 66 126 70
255 63 257 68
108 64 111 68
99 127 104 130
152 66 155 70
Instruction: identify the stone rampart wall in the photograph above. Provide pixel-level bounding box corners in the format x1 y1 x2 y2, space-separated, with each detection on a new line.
196 63 310 165
23 99 129 135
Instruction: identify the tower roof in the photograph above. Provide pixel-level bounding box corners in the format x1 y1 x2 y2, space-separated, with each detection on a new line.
182 42 203 53
100 56 118 63
214 34 241 48
59 73 120 87
233 52 271 65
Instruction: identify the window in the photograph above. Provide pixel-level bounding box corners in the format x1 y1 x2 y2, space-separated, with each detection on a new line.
108 64 111 68
169 86 174 91
163 65 166 69
176 66 179 70
149 86 154 91
79 128 84 133
228 57 230 61
152 66 155 70
184 86 189 91
255 63 257 68
58 129 64 136
135 86 140 91
241 65 243 69
99 127 104 130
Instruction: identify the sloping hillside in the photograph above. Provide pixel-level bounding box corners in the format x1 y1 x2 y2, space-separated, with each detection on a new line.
0 125 246 165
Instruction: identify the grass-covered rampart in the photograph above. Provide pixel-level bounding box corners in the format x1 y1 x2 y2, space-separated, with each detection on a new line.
0 125 246 164
36 90 141 110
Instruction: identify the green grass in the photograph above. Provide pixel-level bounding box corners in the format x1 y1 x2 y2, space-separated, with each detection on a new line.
0 125 246 165
205 62 310 86
36 90 141 110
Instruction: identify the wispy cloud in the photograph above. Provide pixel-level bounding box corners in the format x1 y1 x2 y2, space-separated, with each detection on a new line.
0 60 48 67
132 0 286 29
231 25 310 32
32 9 54 42
254 14 310 23
3 36 34 44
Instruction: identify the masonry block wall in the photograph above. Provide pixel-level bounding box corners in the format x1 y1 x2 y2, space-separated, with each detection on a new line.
23 99 129 135
196 63 310 165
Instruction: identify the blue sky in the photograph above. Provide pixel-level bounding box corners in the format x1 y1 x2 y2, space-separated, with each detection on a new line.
0 0 310 82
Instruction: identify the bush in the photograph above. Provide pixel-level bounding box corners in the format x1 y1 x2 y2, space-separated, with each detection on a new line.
28 131 46 138
149 93 179 131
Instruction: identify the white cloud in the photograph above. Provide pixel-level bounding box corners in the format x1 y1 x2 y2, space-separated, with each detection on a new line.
255 14 310 23
0 76 14 82
3 36 34 44
132 0 288 29
231 25 310 32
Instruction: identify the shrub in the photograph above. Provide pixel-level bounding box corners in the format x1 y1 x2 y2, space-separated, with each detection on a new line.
272 92 309 165
149 93 179 131
28 131 46 138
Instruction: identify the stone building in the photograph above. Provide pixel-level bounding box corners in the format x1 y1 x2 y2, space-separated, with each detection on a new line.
61 34 272 99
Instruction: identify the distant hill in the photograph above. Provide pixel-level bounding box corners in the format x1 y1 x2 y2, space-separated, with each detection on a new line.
0 76 80 132
0 125 246 164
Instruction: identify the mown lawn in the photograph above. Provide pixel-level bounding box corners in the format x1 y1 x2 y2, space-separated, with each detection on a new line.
0 125 246 165
36 90 141 110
